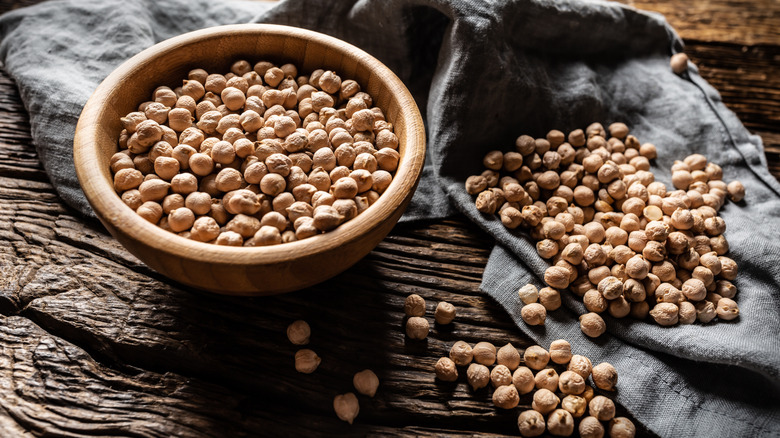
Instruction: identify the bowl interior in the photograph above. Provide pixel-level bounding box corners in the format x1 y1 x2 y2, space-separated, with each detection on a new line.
75 24 425 293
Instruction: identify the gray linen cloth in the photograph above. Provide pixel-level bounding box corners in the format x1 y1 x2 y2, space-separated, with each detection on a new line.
1 0 779 436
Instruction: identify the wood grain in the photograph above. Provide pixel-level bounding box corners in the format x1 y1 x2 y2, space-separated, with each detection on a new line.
0 0 777 436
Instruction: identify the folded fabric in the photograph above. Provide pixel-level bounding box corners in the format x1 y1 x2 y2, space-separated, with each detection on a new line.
1 0 779 436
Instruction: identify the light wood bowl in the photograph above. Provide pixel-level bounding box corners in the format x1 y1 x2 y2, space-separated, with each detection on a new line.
73 24 425 295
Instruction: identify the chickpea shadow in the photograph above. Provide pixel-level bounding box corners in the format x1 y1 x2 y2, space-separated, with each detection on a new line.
86 254 403 435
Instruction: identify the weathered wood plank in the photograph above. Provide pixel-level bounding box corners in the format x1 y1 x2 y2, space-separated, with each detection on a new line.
623 0 780 46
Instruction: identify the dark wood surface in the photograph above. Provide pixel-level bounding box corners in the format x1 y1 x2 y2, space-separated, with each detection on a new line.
0 0 777 437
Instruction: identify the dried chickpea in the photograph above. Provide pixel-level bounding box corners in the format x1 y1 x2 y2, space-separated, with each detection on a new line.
449 340 473 366
609 417 636 438
405 316 429 340
472 342 497 366
493 385 520 409
492 365 514 388
333 393 359 425
497 343 521 370
353 369 379 397
532 388 560 415
286 320 310 345
294 349 320 374
589 396 615 421
517 410 546 437
434 301 456 324
547 409 575 437
534 368 558 392
549 339 572 364
404 294 426 317
523 345 549 370
521 302 547 326
435 357 458 382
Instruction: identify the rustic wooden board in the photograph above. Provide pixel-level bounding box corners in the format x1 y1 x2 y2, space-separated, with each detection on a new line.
0 0 777 436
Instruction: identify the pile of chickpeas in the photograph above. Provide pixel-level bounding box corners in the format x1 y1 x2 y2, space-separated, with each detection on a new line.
434 339 634 437
465 123 744 334
110 60 399 246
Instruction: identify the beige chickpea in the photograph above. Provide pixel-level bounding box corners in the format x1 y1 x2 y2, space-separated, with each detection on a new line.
491 364 514 388
716 297 739 320
138 179 170 202
545 266 570 289
472 341 497 366
561 395 588 419
166 207 194 232
534 368 559 392
449 340 473 366
493 384 520 410
521 302 547 326
532 388 560 415
405 316 429 340
113 168 144 192
517 410 546 437
136 201 163 223
512 366 535 394
589 396 616 421
547 409 575 437
538 287 562 311
580 312 606 337
546 339 571 365
649 302 679 326
434 357 458 382
353 369 379 397
402 294 426 317
466 363 490 390
121 190 143 210
434 301 456 325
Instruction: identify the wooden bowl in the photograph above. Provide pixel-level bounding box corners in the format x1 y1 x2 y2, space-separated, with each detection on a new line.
73 24 425 295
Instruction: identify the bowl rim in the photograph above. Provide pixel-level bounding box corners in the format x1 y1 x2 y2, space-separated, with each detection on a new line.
74 23 426 268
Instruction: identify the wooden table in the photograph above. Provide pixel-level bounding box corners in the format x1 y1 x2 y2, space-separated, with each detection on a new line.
0 0 777 436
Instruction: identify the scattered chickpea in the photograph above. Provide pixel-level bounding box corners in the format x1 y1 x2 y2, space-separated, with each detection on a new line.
579 416 605 438
333 393 359 424
534 368 559 392
472 341 497 366
491 365 514 388
558 370 586 395
523 345 550 370
579 312 606 338
286 320 310 345
435 357 458 382
561 395 588 418
521 302 547 326
589 396 616 421
493 384 520 409
404 294 426 317
591 362 618 391
405 317 429 340
517 410 546 437
532 388 560 415
509 366 535 395
434 301 457 324
294 349 321 374
353 369 379 397
518 284 539 304
716 297 739 320
547 409 575 437
496 343 521 370
609 418 636 438
449 340 473 366
466 363 490 390
549 339 572 364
